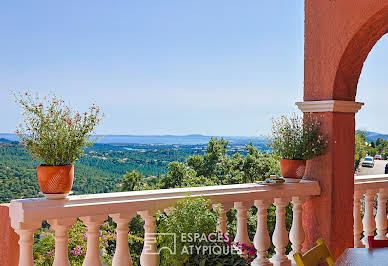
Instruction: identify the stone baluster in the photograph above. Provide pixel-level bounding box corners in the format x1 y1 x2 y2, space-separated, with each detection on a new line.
252 199 272 266
271 198 291 266
234 202 251 246
80 215 107 266
213 203 232 234
48 218 77 266
353 190 364 247
375 188 388 240
362 190 376 247
139 210 159 266
289 196 306 261
13 222 40 266
111 213 136 266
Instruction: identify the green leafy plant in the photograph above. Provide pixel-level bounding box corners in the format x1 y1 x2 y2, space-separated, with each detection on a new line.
14 92 103 166
157 197 253 266
270 113 327 160
158 197 219 265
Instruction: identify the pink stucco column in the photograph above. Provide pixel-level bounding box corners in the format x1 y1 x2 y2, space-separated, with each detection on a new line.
296 100 363 259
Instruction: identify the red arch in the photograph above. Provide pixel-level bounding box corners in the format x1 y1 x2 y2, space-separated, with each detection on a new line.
333 4 388 101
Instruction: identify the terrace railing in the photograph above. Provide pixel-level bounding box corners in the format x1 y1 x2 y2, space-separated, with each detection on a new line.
354 174 388 248
9 180 320 266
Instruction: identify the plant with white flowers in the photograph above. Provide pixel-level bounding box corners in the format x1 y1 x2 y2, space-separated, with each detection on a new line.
270 113 327 160
14 92 103 166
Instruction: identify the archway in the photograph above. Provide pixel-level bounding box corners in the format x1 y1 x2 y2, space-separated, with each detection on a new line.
301 0 388 259
334 5 388 100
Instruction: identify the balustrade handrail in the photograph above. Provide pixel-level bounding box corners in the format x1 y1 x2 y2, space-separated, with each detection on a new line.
9 180 320 227
355 174 388 191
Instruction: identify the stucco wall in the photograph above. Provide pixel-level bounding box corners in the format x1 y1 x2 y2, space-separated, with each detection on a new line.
0 204 19 266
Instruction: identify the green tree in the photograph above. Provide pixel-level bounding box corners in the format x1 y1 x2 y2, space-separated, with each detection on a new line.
185 138 280 185
121 170 143 192
188 138 229 179
237 142 280 183
159 161 198 189
355 131 369 170
376 138 384 147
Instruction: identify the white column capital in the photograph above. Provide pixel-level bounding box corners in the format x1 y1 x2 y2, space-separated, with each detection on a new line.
296 100 364 113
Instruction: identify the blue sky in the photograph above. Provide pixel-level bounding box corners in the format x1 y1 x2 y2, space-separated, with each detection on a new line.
0 1 386 136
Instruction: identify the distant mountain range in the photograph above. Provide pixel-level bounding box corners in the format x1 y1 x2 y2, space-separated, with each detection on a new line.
0 133 265 145
361 131 388 142
1 130 386 145
0 138 14 144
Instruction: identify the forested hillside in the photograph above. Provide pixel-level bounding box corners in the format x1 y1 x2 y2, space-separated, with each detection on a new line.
0 142 194 202
0 138 272 203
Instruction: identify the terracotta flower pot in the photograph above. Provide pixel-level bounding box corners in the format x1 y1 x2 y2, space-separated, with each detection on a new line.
37 165 74 194
280 159 306 179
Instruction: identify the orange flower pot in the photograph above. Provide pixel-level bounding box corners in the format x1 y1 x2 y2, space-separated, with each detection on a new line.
37 165 74 194
280 159 306 179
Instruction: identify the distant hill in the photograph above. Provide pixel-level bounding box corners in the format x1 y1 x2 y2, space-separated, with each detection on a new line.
93 134 266 145
5 131 388 144
360 131 388 142
0 138 13 144
0 133 265 145
0 134 19 142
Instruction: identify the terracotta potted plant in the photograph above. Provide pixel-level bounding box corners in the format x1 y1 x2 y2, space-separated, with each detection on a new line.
14 92 103 199
270 113 327 182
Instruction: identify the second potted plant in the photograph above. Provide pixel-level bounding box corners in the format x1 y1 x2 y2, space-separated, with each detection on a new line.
14 92 103 199
270 113 327 181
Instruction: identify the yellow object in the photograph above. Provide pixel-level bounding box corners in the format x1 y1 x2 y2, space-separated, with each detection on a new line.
293 238 335 266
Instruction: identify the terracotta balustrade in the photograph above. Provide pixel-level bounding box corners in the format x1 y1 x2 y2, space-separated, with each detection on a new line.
9 180 320 266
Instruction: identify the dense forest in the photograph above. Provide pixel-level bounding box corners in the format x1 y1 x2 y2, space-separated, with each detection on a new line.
0 142 192 201
0 139 266 202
